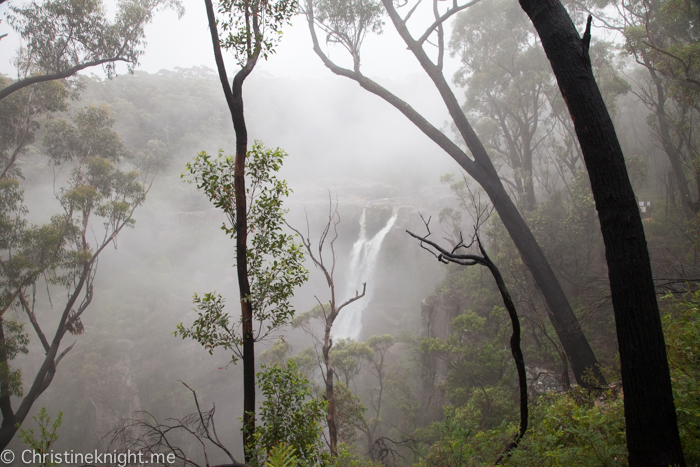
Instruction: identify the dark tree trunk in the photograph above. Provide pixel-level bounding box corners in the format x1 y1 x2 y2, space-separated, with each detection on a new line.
204 0 258 460
232 69 255 463
406 231 528 460
518 2 685 465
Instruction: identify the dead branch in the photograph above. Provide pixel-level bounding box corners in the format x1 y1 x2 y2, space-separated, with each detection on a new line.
104 383 244 467
407 217 528 462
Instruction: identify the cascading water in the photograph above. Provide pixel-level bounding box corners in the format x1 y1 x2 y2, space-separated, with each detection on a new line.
333 205 398 340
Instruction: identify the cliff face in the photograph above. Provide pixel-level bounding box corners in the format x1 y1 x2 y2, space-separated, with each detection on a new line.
88 340 143 441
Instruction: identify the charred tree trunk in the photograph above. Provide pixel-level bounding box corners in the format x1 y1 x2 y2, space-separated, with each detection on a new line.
232 69 255 462
518 3 685 465
204 0 258 459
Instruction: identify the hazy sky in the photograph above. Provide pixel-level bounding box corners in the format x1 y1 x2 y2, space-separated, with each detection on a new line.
0 0 457 82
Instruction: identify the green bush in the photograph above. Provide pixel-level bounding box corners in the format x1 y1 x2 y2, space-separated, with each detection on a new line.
416 290 700 466
664 292 700 464
504 388 627 467
251 360 329 466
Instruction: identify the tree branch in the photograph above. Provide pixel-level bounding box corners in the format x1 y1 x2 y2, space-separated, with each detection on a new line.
407 221 528 461
416 0 482 46
18 292 49 353
0 58 130 101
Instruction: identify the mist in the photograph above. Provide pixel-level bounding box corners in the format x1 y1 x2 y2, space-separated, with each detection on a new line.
1 0 699 465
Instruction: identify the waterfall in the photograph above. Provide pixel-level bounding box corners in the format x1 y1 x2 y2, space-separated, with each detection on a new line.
333 205 398 340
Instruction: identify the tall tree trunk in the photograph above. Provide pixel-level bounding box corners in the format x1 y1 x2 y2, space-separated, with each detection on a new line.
232 68 255 463
204 0 258 460
518 3 685 465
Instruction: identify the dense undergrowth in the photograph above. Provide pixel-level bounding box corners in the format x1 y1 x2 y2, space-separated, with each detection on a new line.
352 291 700 467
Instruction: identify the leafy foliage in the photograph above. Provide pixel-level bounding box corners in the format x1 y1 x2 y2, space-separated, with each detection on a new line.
6 0 184 79
260 337 293 365
177 142 307 358
619 0 700 100
0 100 148 449
313 0 384 57
265 443 300 467
17 407 63 467
414 290 700 466
44 105 130 164
0 320 29 397
503 388 627 467
663 292 700 464
330 338 373 388
0 76 70 178
218 0 298 64
421 307 514 411
252 360 328 466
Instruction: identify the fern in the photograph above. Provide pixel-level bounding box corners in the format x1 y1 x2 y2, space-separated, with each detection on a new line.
265 443 299 467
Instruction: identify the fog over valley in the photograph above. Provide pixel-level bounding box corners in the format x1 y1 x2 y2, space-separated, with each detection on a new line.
0 0 698 465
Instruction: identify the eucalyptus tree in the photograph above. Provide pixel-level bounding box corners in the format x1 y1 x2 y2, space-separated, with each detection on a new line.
190 0 297 459
517 1 686 464
450 0 552 211
305 0 605 386
0 105 148 449
0 0 183 101
450 0 629 205
0 76 71 179
577 0 700 216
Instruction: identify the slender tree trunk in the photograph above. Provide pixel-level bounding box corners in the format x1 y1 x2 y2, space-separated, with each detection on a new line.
323 313 338 457
232 70 255 461
406 231 528 460
518 3 685 465
204 0 258 459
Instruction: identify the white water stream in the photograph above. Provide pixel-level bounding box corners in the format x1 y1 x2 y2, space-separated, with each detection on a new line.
333 205 398 340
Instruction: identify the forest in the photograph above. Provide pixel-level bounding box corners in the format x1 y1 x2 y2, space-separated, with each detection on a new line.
0 0 698 465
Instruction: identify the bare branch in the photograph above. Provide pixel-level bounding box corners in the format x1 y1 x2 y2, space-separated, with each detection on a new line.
416 0 482 46
337 283 367 314
407 220 528 459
